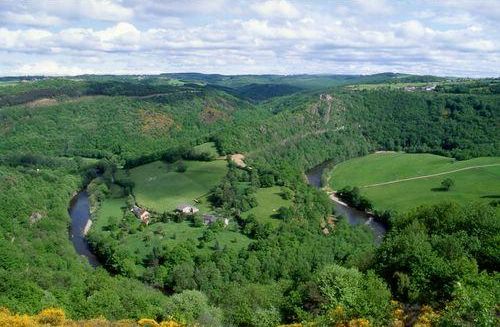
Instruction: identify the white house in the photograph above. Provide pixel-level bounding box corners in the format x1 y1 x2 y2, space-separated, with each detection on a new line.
176 204 199 215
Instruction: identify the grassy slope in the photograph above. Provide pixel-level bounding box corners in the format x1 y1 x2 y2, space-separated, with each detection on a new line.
193 142 219 157
243 186 291 226
94 204 251 263
123 160 228 213
330 153 500 212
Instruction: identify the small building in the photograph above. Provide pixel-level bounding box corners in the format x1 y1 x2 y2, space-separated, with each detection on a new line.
203 214 218 225
176 204 199 215
202 214 229 227
131 205 151 225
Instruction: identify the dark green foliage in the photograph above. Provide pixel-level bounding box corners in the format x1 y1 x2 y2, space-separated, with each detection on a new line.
437 271 499 326
441 178 455 191
176 160 187 173
315 264 392 326
232 83 304 101
0 76 498 325
0 165 168 320
337 186 373 211
376 202 499 305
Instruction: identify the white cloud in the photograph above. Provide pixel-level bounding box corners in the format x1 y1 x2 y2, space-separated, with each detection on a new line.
15 60 90 76
351 0 394 16
0 12 64 27
396 20 428 39
0 0 498 77
251 0 301 19
0 28 52 52
132 0 227 16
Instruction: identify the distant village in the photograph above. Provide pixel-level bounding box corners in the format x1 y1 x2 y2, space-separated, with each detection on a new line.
403 84 436 92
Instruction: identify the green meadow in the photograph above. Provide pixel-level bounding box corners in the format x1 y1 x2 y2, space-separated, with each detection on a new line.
93 199 251 270
119 159 228 213
329 153 500 212
243 186 292 226
193 142 220 158
91 156 251 269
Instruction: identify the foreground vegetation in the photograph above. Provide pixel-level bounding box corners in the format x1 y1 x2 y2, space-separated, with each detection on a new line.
0 74 498 326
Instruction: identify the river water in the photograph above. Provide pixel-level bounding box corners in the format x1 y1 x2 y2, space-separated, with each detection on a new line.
68 191 101 267
305 161 386 242
68 160 385 266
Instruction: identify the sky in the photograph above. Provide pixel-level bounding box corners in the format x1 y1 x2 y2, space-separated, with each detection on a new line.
0 0 499 77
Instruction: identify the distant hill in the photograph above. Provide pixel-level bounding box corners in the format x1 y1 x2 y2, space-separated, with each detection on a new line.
160 72 447 89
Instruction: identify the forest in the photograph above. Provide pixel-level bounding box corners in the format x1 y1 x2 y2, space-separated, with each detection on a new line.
0 74 498 326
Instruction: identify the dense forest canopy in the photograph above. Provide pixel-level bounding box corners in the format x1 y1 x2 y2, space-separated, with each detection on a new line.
0 74 498 326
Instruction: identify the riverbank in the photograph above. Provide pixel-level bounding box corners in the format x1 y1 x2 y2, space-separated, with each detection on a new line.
305 160 387 242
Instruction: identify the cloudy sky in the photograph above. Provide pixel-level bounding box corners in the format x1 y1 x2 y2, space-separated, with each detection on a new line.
0 0 499 77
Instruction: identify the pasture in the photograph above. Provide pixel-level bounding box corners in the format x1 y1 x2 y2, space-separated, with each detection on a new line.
93 201 251 269
243 186 292 226
120 159 228 213
193 142 219 158
329 153 500 212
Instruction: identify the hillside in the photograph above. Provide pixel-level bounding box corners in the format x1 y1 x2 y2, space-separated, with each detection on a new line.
0 75 498 326
329 153 500 212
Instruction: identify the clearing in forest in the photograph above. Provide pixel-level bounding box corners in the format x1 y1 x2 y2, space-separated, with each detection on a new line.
118 159 228 213
329 153 500 212
242 186 292 226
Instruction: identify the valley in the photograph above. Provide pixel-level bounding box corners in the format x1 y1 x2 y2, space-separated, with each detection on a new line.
0 74 498 326
1 1 499 325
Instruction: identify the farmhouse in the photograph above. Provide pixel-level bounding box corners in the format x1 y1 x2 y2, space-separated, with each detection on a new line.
131 205 151 225
176 204 199 214
202 214 229 226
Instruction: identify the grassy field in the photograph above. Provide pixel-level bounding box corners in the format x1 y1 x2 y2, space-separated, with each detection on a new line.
120 159 228 213
243 186 292 226
93 197 128 230
193 142 219 157
93 199 251 269
329 153 500 212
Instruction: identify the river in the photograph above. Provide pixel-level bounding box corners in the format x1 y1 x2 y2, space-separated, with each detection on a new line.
68 191 101 267
305 161 386 242
69 161 384 266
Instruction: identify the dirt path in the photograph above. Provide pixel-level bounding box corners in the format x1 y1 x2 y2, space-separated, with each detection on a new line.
362 163 500 188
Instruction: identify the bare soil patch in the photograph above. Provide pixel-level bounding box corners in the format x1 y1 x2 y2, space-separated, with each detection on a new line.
26 98 58 107
199 107 228 124
231 154 247 168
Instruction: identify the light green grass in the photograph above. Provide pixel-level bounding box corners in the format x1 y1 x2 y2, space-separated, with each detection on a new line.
124 160 228 213
93 197 127 230
151 221 251 250
193 142 219 157
329 153 500 213
94 202 251 262
243 186 292 226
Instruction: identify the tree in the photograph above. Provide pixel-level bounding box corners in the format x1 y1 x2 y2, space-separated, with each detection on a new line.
315 264 392 326
441 178 454 191
281 187 293 200
277 206 293 220
176 160 187 173
166 290 223 326
438 272 498 326
192 214 203 227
